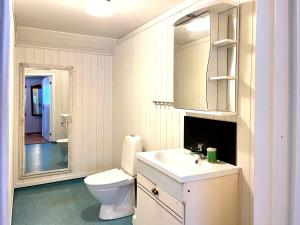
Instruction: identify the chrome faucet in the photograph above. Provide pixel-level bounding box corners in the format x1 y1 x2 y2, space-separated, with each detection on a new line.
196 143 207 160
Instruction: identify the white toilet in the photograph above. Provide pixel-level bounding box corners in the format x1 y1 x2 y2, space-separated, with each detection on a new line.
84 135 142 220
56 138 68 162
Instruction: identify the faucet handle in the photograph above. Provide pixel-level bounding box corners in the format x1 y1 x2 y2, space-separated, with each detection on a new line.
197 143 204 152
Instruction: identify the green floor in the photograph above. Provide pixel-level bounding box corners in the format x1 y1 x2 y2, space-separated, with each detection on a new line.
25 143 67 174
12 179 133 225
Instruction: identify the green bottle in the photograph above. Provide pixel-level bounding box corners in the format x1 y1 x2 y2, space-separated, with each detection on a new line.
207 147 217 163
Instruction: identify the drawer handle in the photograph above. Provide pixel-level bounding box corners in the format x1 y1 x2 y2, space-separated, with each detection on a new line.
151 188 159 196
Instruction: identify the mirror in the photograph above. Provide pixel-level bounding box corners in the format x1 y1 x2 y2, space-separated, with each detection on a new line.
31 84 42 116
174 12 211 111
20 64 72 177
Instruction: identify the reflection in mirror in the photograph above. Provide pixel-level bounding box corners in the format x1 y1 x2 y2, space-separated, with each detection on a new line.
174 12 211 111
31 84 42 116
23 66 71 176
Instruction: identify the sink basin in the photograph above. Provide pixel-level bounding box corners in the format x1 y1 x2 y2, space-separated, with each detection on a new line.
136 149 239 183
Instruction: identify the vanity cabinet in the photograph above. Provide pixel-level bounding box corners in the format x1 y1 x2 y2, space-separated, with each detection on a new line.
136 160 239 225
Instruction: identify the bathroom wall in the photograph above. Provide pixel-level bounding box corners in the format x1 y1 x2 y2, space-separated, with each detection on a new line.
113 22 183 162
14 28 116 187
24 78 43 134
113 1 256 225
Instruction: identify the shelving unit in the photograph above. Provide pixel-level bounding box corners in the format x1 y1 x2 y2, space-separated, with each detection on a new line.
174 108 237 116
213 39 237 47
206 6 239 114
208 75 236 81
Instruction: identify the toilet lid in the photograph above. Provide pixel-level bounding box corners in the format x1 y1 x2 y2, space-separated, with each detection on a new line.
84 169 134 187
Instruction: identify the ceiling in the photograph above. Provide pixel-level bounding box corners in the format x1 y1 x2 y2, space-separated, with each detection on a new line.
14 0 184 39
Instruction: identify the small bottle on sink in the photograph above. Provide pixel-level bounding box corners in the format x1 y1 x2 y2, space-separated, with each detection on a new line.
207 147 217 163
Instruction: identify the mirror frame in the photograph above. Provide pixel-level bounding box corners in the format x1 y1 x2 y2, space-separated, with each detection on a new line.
19 63 74 179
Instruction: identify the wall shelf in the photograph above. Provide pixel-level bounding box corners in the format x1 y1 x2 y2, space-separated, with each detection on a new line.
213 39 237 47
206 6 239 113
174 108 237 117
208 76 236 81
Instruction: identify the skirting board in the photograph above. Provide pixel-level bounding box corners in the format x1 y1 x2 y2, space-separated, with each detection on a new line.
14 170 106 188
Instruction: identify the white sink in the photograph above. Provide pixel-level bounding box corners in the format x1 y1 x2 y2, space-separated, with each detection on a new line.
136 149 239 183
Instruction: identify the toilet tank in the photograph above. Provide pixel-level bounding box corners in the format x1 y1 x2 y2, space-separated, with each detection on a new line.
121 135 142 176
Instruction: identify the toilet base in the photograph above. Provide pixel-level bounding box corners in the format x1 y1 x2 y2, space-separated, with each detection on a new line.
64 154 68 163
99 204 134 220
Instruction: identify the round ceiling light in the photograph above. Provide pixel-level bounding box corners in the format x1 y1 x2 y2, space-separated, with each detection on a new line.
185 14 210 32
86 0 113 17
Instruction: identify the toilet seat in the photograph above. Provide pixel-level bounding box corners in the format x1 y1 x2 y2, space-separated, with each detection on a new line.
84 169 134 189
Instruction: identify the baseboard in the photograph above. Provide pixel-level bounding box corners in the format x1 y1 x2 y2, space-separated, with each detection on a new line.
14 170 106 188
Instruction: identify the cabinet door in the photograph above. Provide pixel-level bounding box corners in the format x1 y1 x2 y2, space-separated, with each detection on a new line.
136 186 158 225
136 186 182 225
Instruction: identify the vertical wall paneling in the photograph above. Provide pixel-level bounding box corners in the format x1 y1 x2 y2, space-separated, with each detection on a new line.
237 1 256 225
14 46 113 187
74 52 83 175
82 54 91 173
90 55 98 172
104 56 112 169
97 55 105 171
112 5 187 165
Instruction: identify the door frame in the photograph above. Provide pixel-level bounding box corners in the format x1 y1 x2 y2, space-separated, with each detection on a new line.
254 0 300 224
41 75 54 142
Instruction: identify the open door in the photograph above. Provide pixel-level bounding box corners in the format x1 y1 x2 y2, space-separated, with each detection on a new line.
42 76 51 141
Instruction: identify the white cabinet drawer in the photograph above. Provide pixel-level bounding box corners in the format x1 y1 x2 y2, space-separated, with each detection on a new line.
137 173 184 218
138 160 183 201
136 186 182 225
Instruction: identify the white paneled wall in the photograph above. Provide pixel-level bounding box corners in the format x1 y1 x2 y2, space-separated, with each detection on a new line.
14 46 112 187
113 17 185 168
113 1 255 225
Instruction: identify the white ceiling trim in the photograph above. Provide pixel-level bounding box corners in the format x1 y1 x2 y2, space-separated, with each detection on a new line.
16 26 117 55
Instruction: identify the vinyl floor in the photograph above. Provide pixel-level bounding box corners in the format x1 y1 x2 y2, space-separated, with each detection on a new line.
12 179 133 225
25 143 67 174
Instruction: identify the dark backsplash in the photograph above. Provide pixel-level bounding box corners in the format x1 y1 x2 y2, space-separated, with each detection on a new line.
184 116 237 165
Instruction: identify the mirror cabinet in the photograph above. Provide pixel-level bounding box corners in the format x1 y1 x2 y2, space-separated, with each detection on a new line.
173 1 239 114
